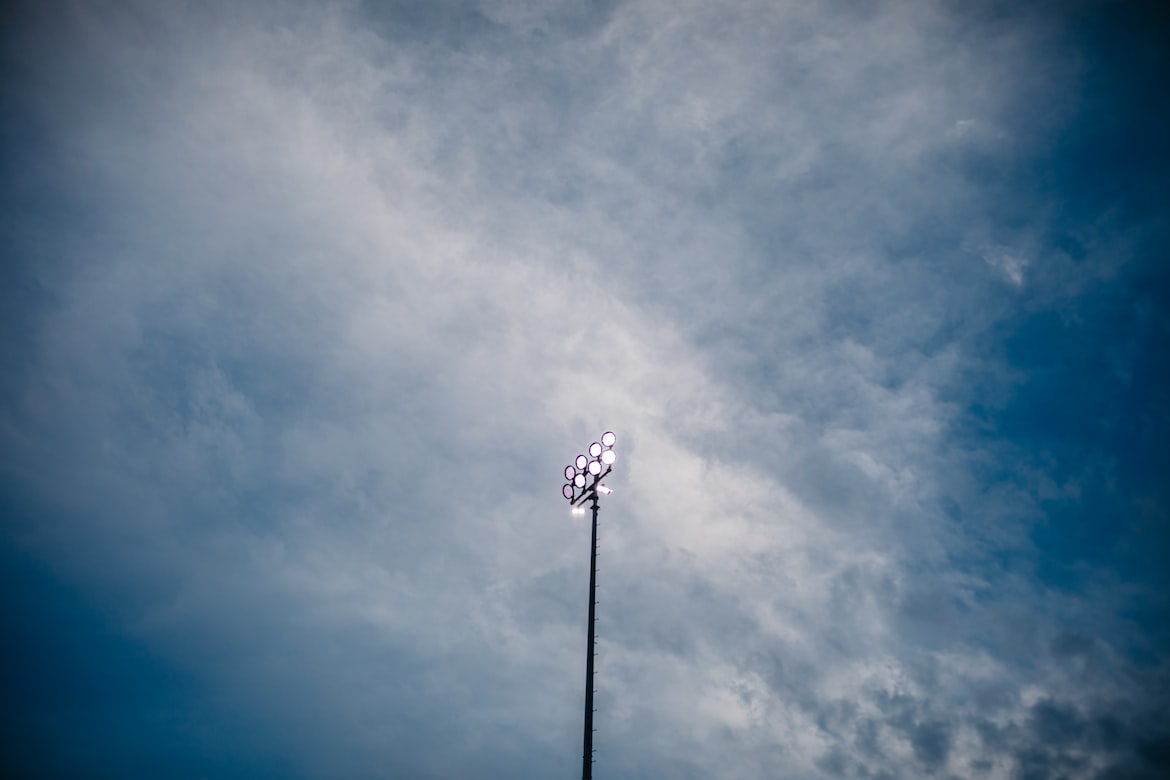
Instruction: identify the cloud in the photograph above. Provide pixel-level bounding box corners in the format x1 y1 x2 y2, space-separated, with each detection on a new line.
1 0 1167 778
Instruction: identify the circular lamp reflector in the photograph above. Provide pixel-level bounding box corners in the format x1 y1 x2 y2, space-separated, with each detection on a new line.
574 473 586 488
601 431 616 447
564 465 576 480
563 484 574 500
575 454 588 470
600 449 616 465
589 441 602 457
588 460 602 475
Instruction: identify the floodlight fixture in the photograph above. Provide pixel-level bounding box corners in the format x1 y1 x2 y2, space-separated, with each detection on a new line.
562 432 620 509
597 484 613 495
563 484 575 499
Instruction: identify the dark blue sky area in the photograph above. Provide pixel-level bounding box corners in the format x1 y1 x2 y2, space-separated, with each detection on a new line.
970 1 1169 598
0 531 291 779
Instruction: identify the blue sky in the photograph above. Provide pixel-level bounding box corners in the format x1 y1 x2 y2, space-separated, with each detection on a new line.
1 1 1167 778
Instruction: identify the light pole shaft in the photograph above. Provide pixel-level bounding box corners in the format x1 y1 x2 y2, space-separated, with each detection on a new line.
582 495 599 780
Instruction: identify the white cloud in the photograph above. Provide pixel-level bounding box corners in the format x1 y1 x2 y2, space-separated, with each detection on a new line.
1 1 1164 778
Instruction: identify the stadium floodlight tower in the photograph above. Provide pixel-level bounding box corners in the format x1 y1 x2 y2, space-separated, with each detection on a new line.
561 430 617 780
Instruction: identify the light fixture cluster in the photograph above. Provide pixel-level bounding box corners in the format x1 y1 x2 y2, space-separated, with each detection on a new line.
562 431 616 508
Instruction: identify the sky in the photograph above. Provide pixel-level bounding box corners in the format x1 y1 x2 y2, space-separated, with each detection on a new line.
1 1 1168 778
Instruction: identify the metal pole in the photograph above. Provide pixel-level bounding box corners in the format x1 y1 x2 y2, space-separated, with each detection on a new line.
582 493 599 780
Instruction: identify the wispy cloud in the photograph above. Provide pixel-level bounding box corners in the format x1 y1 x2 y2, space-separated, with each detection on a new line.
2 1 1167 778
